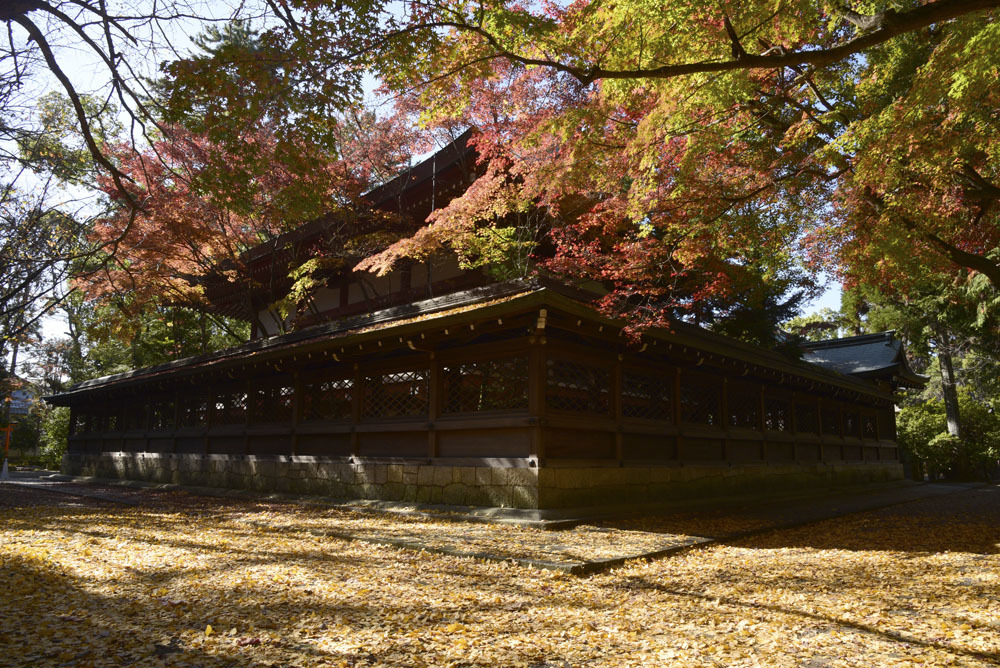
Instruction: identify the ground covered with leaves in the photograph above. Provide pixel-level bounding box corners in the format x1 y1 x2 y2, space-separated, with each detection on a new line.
0 483 997 668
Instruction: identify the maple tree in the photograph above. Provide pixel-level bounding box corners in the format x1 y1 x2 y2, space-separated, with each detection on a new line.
79 112 415 336
159 0 1000 337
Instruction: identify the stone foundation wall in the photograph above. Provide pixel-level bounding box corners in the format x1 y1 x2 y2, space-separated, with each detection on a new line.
63 452 540 508
537 462 905 509
64 452 903 511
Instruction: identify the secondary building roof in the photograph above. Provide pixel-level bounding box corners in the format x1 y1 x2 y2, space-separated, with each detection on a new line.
801 331 926 388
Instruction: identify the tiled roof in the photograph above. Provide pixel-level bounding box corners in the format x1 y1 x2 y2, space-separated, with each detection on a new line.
800 331 926 387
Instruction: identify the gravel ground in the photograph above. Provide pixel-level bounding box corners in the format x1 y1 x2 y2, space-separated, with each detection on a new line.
0 476 985 567
1 480 996 667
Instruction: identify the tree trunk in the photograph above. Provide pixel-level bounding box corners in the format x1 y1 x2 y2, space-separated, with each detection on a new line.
3 340 19 429
938 348 968 478
939 349 962 439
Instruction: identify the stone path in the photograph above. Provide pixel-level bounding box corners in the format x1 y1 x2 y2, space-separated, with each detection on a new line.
0 468 988 575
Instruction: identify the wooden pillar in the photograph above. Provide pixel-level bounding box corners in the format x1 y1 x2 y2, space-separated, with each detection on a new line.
672 368 682 425
613 355 623 465
759 384 767 461
790 390 798 461
203 381 212 456
427 353 439 460
243 377 252 455
528 338 547 462
720 377 729 462
171 388 181 455
350 363 362 458
816 395 825 461
142 398 151 455
673 368 682 460
290 371 301 457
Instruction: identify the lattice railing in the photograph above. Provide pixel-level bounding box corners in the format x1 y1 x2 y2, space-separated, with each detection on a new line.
764 397 791 432
680 377 719 425
844 411 860 438
123 402 146 431
251 384 294 424
862 414 878 439
621 369 672 421
149 399 174 431
179 396 210 427
728 386 760 429
443 356 529 414
363 370 429 418
77 410 99 434
821 407 840 436
878 408 896 440
214 390 248 426
302 378 354 421
545 359 611 415
795 402 818 434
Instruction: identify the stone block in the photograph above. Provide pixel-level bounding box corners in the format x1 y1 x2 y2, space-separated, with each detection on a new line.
482 485 511 508
441 483 467 506
510 485 539 509
428 487 443 504
416 486 434 504
506 468 537 487
475 468 492 486
490 468 508 486
460 467 477 486
433 466 453 487
387 465 403 484
649 467 679 484
462 486 491 507
374 465 388 485
403 484 418 502
382 482 405 501
417 466 435 486
289 477 312 494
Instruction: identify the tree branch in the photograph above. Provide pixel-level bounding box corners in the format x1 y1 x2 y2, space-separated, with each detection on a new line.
433 0 999 85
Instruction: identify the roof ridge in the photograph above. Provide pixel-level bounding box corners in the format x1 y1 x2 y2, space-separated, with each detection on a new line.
800 330 895 350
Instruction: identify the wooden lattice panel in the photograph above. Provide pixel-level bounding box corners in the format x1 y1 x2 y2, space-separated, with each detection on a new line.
821 406 841 436
179 396 210 427
764 397 791 432
621 369 672 421
679 373 719 425
149 399 174 431
363 370 429 418
302 378 354 422
214 390 247 426
727 383 760 429
862 414 878 439
795 402 819 434
251 384 294 424
844 410 861 438
123 402 146 431
545 359 611 415
443 356 529 414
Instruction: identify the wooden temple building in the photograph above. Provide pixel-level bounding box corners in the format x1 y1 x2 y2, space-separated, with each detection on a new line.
48 134 921 513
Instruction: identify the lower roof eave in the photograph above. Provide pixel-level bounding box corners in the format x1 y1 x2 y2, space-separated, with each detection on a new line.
46 278 890 405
